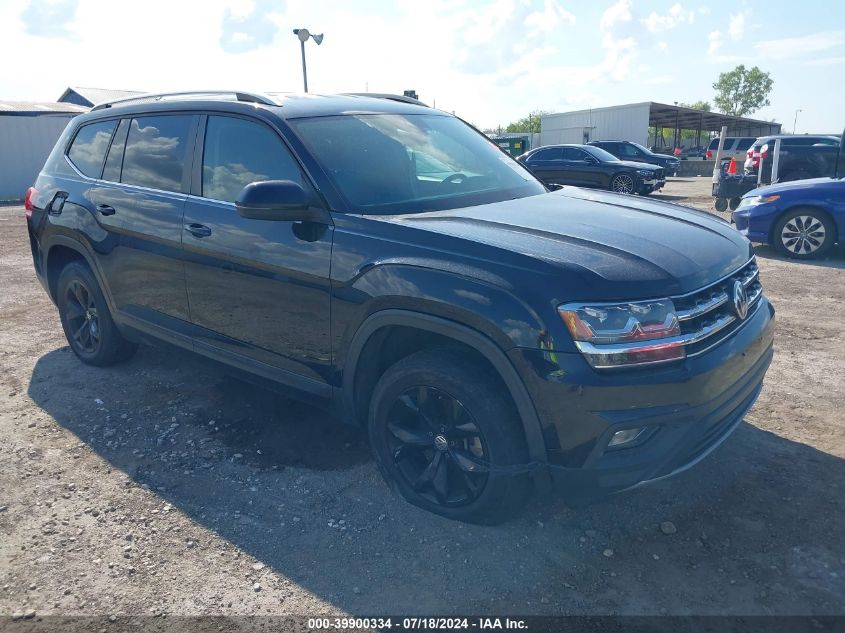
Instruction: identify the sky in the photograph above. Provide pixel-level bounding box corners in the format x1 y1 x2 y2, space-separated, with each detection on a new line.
1 0 843 133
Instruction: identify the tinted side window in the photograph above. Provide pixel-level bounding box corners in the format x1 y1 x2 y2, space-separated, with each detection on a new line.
735 138 754 151
121 116 192 192
530 148 563 161
102 119 129 182
202 116 303 203
67 120 117 178
561 148 590 161
619 143 640 158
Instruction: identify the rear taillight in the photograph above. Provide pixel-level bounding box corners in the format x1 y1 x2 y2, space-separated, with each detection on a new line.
706 149 712 159
24 186 38 219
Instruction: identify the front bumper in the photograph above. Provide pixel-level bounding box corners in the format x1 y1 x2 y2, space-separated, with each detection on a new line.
732 203 783 244
509 297 775 504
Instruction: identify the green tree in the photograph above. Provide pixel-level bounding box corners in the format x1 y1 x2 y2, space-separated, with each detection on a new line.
505 110 551 134
679 100 712 111
712 65 773 117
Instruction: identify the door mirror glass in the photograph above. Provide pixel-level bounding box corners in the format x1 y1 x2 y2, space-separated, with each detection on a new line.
235 180 322 221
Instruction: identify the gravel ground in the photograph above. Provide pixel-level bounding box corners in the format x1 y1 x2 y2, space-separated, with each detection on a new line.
1 178 844 619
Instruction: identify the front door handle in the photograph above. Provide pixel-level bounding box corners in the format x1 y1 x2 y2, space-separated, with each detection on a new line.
184 223 212 238
97 204 116 216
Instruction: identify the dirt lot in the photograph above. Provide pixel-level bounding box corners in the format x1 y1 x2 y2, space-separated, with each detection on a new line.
1 178 844 619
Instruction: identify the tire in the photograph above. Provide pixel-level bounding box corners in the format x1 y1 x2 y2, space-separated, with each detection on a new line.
772 208 836 259
729 197 742 211
714 198 729 212
368 348 530 524
57 261 138 366
610 173 636 194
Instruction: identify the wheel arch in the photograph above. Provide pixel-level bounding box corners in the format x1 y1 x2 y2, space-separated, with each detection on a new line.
342 310 549 472
44 237 100 303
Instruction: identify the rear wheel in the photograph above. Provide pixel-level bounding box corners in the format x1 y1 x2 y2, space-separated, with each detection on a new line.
729 197 742 211
714 198 729 212
610 173 636 194
57 262 138 365
773 208 836 259
368 348 530 524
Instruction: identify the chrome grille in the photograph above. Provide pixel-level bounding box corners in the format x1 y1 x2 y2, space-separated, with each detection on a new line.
671 258 762 357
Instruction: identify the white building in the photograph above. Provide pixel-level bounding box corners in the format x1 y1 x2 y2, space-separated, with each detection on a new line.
0 101 88 201
540 102 781 150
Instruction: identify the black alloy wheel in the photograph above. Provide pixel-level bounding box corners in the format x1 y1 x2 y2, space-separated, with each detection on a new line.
368 348 530 524
63 279 101 355
386 386 489 507
57 261 138 366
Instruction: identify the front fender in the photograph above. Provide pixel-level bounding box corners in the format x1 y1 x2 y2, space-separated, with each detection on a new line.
332 262 554 369
341 309 551 474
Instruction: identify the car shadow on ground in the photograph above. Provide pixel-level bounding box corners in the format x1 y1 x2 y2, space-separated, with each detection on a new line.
26 345 845 615
753 244 845 269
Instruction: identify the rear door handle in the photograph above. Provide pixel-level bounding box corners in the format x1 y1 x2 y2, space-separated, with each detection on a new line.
184 223 212 238
97 204 116 216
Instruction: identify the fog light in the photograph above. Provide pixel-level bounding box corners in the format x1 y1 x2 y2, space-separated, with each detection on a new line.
608 427 646 448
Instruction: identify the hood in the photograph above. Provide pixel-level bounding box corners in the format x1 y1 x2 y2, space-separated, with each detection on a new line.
614 159 663 171
384 188 751 301
745 177 845 197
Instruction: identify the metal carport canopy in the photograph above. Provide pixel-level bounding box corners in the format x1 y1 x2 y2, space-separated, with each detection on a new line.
649 101 782 137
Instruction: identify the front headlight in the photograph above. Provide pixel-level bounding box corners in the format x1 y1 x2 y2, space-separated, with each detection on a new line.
558 299 684 368
738 194 780 209
637 170 655 177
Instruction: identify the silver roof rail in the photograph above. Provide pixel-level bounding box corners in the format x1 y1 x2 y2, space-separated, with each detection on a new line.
342 92 428 107
90 90 279 111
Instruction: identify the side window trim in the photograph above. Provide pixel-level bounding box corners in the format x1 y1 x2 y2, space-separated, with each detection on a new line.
63 117 121 180
102 118 130 183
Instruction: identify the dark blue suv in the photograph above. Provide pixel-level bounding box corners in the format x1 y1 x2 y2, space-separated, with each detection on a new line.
25 91 775 523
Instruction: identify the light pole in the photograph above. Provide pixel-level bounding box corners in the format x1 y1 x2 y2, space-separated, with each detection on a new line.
293 28 323 93
793 109 802 134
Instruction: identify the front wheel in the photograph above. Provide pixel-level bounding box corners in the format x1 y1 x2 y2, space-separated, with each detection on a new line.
368 348 530 524
610 173 636 194
57 262 138 366
773 209 836 259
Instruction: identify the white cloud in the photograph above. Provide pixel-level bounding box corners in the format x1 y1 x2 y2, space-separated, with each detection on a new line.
641 3 695 33
728 11 748 40
755 30 845 60
524 0 576 32
807 56 845 66
708 30 723 56
599 0 631 32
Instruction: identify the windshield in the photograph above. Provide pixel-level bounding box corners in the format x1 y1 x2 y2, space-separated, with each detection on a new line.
583 145 620 163
289 113 546 214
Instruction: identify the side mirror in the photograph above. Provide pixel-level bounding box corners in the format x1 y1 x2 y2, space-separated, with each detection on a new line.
235 180 326 222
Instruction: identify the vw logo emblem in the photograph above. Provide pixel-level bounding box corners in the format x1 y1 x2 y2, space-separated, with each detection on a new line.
433 435 449 451
732 280 749 320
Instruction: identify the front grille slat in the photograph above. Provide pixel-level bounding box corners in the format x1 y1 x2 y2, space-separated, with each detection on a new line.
673 258 762 357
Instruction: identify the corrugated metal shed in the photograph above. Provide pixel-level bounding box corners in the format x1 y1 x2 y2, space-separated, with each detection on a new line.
0 101 88 114
541 103 651 147
540 102 782 149
0 101 88 200
58 86 143 107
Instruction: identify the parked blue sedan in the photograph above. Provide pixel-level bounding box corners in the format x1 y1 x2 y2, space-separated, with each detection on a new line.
733 177 845 259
